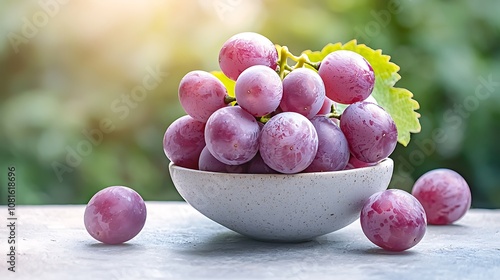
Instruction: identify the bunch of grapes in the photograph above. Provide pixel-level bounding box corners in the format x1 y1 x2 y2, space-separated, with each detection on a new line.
163 32 398 175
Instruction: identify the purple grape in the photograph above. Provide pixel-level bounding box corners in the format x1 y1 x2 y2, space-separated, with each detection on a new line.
280 68 326 119
318 50 375 104
344 154 377 170
205 106 260 165
246 152 277 174
317 97 334 115
199 146 247 173
219 32 278 80
304 116 349 172
178 70 228 122
84 186 147 245
235 65 283 117
360 189 427 252
411 169 471 225
259 112 318 174
340 101 397 163
163 115 205 169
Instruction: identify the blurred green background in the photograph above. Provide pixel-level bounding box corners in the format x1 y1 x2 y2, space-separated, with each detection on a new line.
1 0 499 207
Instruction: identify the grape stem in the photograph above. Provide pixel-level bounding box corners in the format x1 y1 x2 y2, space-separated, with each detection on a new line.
326 105 342 119
326 112 341 119
224 95 236 104
277 46 321 79
278 46 289 79
259 111 280 124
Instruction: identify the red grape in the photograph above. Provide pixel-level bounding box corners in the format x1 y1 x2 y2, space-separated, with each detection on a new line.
411 169 471 225
259 112 318 174
304 116 349 172
318 50 375 104
340 101 398 163
198 146 247 173
235 65 283 117
163 115 205 169
317 97 335 116
219 32 278 80
360 189 427 251
344 154 377 170
280 68 326 119
205 106 260 165
84 186 147 245
246 152 277 174
178 70 228 122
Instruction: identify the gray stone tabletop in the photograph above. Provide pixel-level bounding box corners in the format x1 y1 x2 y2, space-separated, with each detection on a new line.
1 202 499 280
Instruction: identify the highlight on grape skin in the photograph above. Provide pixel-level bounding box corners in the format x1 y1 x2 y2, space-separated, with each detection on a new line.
178 70 228 122
411 169 472 225
360 189 427 252
163 115 206 170
218 32 278 80
318 50 375 105
84 186 147 245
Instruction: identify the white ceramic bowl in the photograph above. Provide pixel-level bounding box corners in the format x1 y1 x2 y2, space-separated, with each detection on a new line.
169 158 393 242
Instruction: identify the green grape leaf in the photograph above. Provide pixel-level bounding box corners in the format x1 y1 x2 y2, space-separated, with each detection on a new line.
303 40 421 146
211 71 235 97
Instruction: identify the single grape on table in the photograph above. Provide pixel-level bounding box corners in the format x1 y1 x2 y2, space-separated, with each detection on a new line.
84 186 147 245
360 189 427 252
411 169 471 225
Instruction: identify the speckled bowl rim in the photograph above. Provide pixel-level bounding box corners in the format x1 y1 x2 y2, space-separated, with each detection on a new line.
169 158 393 178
